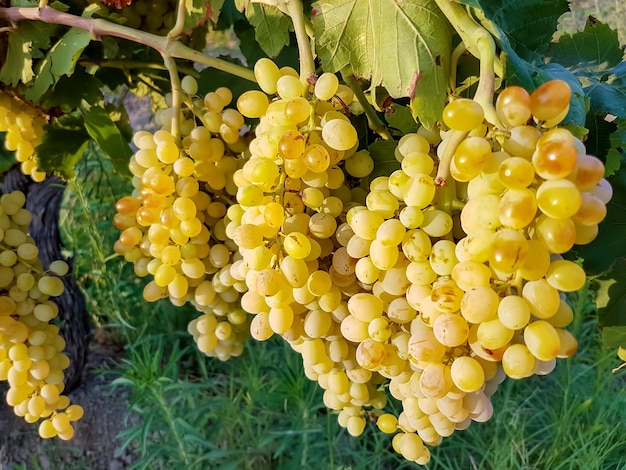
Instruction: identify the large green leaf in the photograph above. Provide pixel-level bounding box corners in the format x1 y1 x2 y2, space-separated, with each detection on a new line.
25 27 92 102
0 22 58 86
584 62 626 119
546 21 626 120
461 0 568 60
43 68 104 111
312 0 451 129
547 20 623 78
84 105 133 178
245 3 291 58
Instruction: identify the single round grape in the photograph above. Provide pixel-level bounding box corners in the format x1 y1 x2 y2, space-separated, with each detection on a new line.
530 79 571 122
442 99 484 131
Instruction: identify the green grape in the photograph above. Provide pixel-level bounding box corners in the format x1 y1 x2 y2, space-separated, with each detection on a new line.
322 119 358 151
442 99 484 131
344 150 374 178
501 343 536 379
544 259 586 292
315 73 340 101
497 295 531 330
450 356 485 393
254 58 282 95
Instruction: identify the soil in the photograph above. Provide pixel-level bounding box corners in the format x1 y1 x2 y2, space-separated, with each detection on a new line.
0 338 137 470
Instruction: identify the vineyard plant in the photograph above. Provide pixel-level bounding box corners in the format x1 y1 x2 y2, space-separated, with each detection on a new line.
0 0 625 468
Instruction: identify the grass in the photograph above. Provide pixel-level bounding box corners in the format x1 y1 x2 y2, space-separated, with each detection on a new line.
55 149 626 470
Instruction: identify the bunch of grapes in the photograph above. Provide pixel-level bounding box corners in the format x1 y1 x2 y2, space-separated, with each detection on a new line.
0 91 46 182
85 0 182 36
114 78 251 361
0 191 83 439
118 57 611 464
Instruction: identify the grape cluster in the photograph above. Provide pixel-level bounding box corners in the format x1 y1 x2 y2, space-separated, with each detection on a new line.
119 60 610 465
0 191 83 439
0 91 46 182
86 0 178 36
114 79 250 361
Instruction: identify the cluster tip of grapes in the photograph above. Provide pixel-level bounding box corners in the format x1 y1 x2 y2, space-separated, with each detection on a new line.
114 77 251 361
0 91 47 182
0 191 84 439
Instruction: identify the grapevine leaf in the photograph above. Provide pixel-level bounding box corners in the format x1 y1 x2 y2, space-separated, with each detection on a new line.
245 3 291 58
207 0 226 22
460 0 569 60
572 157 626 273
593 259 626 348
0 22 58 86
367 140 400 181
547 20 623 77
84 105 133 177
602 327 626 349
385 104 418 135
584 112 617 163
36 126 90 179
0 137 17 173
605 120 626 176
584 62 626 119
43 68 104 110
25 28 92 103
312 0 451 129
184 0 209 30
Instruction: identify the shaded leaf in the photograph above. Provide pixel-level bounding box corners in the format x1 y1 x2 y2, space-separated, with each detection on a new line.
367 140 399 181
547 20 623 77
312 0 451 129
43 67 104 110
593 259 626 347
601 327 626 349
245 3 291 58
84 105 133 178
385 104 418 135
25 28 92 102
584 62 626 119
584 112 617 163
36 126 90 179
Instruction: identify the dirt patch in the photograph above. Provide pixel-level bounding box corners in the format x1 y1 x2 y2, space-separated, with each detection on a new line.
0 340 137 470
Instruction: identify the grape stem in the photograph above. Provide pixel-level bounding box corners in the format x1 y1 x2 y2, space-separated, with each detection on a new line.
341 68 392 141
0 6 257 83
433 0 502 127
162 54 182 139
435 129 467 186
78 59 199 77
284 0 316 84
169 0 187 40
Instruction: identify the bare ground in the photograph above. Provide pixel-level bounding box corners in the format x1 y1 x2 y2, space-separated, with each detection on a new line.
0 339 137 470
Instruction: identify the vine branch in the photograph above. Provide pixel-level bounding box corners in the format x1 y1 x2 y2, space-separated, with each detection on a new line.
433 0 502 127
0 6 257 83
284 0 315 83
340 68 392 140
